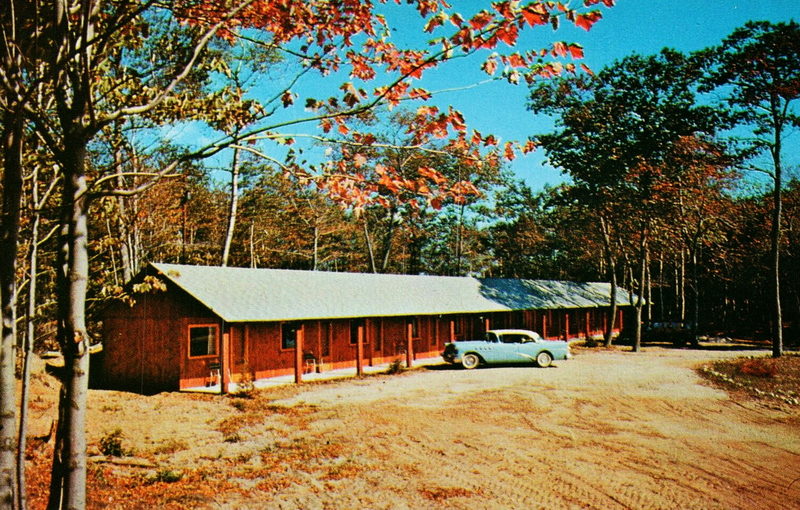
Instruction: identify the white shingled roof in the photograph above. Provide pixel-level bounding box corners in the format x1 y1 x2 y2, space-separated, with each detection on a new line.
149 263 633 323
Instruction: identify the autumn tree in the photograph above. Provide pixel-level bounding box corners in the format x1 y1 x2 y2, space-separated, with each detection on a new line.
0 1 33 504
528 49 722 349
700 20 800 357
318 108 507 274
484 181 601 280
232 168 361 271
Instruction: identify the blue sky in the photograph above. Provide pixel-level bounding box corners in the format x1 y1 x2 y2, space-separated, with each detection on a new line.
436 0 800 190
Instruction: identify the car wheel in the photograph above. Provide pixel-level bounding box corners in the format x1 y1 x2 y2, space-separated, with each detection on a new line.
536 351 553 368
462 353 480 370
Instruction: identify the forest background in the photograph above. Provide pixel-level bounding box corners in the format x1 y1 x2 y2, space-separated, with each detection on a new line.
1 1 799 509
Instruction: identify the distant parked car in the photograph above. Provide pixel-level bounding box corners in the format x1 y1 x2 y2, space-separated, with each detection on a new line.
442 329 571 369
643 321 693 345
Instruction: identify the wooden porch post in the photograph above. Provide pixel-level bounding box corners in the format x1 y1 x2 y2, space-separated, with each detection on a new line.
542 313 548 339
484 317 490 333
449 320 455 342
585 310 591 339
356 323 364 376
367 319 374 367
294 326 304 384
406 321 414 368
221 330 230 394
564 313 570 341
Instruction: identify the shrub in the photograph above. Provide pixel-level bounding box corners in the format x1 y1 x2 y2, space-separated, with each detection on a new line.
223 432 242 443
385 358 404 375
147 469 183 484
233 364 255 397
99 429 126 457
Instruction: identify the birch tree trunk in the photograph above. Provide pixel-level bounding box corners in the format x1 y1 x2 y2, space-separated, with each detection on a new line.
221 147 241 267
113 154 133 282
17 164 50 510
0 113 23 510
363 218 377 273
49 143 92 510
690 236 701 347
632 228 649 353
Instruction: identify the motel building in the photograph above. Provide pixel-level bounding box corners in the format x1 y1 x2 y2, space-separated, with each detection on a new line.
95 263 631 394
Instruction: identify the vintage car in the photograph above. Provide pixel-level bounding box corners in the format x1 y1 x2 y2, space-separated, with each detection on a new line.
442 329 571 369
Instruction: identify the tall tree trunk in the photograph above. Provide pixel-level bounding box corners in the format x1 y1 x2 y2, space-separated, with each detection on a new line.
770 118 783 358
17 164 46 510
249 222 257 268
112 125 133 282
455 203 466 275
645 247 652 326
690 237 700 347
362 218 377 273
633 228 648 353
658 252 665 322
378 213 397 273
599 216 618 347
312 224 319 271
680 249 687 323
50 142 92 510
0 114 24 510
221 147 241 267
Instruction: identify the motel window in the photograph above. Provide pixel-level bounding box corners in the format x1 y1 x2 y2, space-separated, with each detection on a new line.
188 325 218 358
282 322 300 350
350 319 365 345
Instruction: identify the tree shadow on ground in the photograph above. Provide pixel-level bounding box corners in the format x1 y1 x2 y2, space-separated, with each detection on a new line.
623 337 774 352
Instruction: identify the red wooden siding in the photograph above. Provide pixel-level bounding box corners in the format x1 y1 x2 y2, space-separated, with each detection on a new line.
99 289 216 393
99 284 628 394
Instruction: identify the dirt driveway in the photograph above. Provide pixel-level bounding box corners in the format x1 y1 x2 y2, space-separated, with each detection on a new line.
73 347 800 509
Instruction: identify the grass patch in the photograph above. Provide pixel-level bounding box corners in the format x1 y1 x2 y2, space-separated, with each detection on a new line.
323 459 363 480
420 486 476 502
218 394 317 437
151 438 189 455
698 354 800 406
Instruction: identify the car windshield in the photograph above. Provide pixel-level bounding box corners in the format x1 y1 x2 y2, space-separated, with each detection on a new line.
485 332 499 342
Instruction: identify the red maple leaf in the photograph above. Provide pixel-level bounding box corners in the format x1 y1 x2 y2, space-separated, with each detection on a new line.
521 5 549 27
574 11 602 31
552 41 568 58
568 43 584 59
469 11 493 30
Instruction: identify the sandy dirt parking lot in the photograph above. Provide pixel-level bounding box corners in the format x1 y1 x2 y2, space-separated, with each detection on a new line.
30 347 800 509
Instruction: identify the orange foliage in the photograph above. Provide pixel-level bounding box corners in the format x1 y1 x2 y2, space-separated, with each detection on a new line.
173 0 614 174
740 358 779 378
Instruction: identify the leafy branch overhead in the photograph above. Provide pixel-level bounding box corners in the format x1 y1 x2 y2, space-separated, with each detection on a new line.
159 1 614 207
